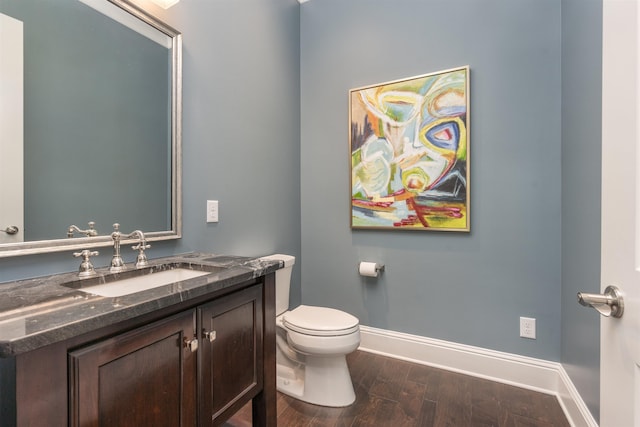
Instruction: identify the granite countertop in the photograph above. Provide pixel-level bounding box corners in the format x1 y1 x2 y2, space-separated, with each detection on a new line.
0 253 282 357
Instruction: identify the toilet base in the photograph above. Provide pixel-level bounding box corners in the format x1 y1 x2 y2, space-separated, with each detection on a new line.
276 355 356 407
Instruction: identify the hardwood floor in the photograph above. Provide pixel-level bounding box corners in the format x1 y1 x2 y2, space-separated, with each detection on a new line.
225 350 570 427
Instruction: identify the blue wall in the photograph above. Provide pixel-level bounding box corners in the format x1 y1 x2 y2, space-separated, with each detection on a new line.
0 0 602 419
164 0 302 309
561 0 602 420
300 0 563 360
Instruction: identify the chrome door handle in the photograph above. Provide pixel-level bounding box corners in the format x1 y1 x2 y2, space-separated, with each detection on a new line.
577 285 624 318
1 226 19 235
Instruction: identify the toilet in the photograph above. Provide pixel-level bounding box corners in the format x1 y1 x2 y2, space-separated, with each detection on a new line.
260 254 360 407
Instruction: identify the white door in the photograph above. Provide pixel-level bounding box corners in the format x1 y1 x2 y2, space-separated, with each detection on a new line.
600 0 640 425
0 13 24 243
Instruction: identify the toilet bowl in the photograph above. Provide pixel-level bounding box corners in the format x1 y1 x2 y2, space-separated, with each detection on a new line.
260 255 361 407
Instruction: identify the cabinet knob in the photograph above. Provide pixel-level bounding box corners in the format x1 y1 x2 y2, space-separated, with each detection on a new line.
204 330 217 342
183 337 198 352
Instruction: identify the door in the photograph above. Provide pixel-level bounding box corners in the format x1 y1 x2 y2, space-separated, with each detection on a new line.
0 13 24 243
601 0 640 425
68 310 197 427
198 285 263 426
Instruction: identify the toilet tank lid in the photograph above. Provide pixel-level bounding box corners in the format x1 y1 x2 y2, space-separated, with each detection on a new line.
259 254 295 267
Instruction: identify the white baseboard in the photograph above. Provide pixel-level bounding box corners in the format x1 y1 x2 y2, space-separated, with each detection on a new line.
358 325 598 427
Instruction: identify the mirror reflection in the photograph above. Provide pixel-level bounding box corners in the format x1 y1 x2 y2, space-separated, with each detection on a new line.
0 0 181 257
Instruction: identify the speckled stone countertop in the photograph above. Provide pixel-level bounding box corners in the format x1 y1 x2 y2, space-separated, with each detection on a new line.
0 253 282 357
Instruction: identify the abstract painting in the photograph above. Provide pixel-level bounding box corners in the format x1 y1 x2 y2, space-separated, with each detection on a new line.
350 66 470 231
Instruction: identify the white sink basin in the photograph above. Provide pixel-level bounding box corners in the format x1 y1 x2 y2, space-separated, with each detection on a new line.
72 268 210 297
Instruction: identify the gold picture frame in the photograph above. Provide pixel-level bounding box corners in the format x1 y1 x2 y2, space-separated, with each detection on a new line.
349 66 470 231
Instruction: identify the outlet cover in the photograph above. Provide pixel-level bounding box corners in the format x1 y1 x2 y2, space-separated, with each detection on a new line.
520 317 536 339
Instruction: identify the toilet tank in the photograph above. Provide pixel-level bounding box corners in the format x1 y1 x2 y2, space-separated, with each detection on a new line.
259 254 295 316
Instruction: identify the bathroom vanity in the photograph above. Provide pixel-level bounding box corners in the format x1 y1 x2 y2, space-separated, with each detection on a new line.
0 253 280 427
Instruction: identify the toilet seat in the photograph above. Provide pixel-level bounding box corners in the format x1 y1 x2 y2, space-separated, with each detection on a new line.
283 305 359 337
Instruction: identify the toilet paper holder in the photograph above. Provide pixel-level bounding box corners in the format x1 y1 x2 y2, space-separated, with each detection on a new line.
358 261 385 277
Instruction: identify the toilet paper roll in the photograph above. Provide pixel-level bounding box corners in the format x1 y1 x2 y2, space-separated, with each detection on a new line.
359 262 379 277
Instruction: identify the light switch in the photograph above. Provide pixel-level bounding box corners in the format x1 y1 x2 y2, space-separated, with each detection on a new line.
206 200 219 223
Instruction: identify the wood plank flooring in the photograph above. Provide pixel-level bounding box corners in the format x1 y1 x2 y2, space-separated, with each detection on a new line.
225 350 571 427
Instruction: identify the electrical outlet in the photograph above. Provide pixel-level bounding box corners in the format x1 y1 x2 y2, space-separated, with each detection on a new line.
206 200 219 223
520 317 536 339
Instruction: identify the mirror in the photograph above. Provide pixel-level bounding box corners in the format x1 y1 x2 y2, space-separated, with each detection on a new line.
0 0 182 257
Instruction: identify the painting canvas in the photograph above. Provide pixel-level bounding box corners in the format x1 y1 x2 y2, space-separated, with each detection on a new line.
350 66 470 231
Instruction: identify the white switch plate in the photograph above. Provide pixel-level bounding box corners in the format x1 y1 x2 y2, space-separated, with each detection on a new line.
206 200 219 223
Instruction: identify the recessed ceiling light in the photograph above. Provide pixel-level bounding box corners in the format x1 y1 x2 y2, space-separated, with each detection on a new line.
149 0 179 9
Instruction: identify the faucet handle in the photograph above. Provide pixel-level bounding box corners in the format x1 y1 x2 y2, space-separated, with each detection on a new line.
86 221 97 235
73 249 99 278
73 249 99 258
132 242 150 269
132 242 151 251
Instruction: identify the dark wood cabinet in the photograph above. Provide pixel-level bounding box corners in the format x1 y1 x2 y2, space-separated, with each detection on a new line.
199 285 263 425
5 274 276 427
68 310 197 427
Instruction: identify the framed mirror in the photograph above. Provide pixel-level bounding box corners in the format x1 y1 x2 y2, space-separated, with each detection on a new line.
0 0 182 257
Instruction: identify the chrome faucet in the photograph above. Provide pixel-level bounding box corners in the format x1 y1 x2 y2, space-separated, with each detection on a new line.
110 224 150 272
130 230 150 269
67 221 98 238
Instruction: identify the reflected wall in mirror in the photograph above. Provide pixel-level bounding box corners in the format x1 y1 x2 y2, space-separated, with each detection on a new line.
0 0 181 257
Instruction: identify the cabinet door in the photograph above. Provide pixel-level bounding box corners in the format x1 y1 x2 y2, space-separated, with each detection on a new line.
68 310 197 427
199 285 263 425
